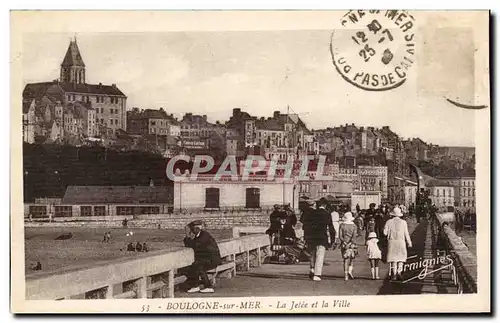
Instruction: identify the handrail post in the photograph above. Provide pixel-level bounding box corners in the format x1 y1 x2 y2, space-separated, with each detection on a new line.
137 276 148 298
167 270 174 298
105 284 114 299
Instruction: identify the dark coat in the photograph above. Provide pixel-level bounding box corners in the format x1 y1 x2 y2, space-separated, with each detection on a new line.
184 230 222 266
284 208 297 227
275 223 297 245
300 206 315 240
266 210 286 235
306 207 335 248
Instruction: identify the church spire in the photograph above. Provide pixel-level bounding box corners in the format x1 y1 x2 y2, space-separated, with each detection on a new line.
60 39 86 84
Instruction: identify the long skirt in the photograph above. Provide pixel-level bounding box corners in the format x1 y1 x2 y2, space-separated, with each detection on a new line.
386 239 408 262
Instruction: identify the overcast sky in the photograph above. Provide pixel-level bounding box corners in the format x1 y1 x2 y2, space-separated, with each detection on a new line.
22 30 479 146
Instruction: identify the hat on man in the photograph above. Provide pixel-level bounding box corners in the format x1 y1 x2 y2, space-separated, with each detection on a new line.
301 196 315 205
188 220 204 227
343 212 354 222
367 232 378 239
391 207 403 217
317 198 329 207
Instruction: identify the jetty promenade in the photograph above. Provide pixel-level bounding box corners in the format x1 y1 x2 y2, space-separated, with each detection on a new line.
25 215 476 300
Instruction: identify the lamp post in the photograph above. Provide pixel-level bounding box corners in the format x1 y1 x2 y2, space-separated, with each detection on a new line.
54 170 60 198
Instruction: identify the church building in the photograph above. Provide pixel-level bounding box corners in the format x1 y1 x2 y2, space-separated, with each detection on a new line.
22 38 127 143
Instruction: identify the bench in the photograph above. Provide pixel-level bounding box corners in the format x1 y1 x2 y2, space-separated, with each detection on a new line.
207 259 237 286
173 258 236 288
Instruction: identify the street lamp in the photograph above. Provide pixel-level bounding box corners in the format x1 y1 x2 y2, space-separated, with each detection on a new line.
54 170 60 198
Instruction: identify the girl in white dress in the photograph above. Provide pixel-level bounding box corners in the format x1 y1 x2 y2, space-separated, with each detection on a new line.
366 231 382 279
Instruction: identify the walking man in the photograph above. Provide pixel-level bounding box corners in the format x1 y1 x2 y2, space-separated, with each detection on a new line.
306 198 335 281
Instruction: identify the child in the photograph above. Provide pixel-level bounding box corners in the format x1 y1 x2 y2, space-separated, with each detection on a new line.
366 232 382 279
353 212 364 237
365 215 376 241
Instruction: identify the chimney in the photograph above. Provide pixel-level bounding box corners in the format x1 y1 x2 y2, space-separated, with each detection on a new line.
273 111 280 119
112 83 116 88
260 117 265 121
202 115 207 121
360 126 364 132
352 123 355 126
233 108 241 117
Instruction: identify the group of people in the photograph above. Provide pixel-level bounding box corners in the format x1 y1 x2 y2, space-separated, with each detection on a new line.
265 199 413 281
454 209 477 233
264 204 304 264
126 241 149 252
177 201 414 295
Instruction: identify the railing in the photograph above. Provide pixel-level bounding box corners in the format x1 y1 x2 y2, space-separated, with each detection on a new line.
434 213 477 293
26 234 270 300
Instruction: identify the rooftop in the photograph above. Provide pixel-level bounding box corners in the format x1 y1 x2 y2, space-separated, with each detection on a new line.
23 81 126 99
62 186 173 205
61 40 85 67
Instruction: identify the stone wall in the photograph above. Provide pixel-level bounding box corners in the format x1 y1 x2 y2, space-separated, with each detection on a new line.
435 213 477 293
25 211 271 230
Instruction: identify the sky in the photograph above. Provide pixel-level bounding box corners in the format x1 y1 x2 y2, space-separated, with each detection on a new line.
22 30 481 146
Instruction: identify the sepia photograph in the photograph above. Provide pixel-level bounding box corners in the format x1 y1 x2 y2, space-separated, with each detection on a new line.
10 10 490 313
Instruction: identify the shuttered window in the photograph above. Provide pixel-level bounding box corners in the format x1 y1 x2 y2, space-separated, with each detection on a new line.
205 188 220 208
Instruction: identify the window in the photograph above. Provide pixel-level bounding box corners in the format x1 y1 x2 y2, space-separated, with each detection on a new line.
205 188 220 208
245 188 260 208
467 188 471 196
322 184 327 192
463 201 467 207
28 205 47 218
116 206 134 215
54 206 72 217
80 206 92 216
436 189 440 197
94 206 106 216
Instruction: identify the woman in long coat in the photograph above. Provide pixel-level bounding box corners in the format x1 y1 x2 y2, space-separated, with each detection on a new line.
383 207 412 280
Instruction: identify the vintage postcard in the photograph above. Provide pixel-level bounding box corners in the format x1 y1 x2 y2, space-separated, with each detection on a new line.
10 10 490 313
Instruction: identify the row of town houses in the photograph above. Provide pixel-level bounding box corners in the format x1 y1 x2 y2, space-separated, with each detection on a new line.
22 39 477 216
22 39 475 168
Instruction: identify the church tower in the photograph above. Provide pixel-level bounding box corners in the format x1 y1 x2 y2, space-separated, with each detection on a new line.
60 38 86 84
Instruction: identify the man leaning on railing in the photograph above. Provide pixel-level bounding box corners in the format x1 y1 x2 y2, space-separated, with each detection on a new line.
183 220 222 294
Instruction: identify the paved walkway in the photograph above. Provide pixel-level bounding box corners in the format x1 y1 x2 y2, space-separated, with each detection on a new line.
177 218 429 298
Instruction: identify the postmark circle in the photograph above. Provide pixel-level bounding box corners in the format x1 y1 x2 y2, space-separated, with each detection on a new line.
330 10 417 91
